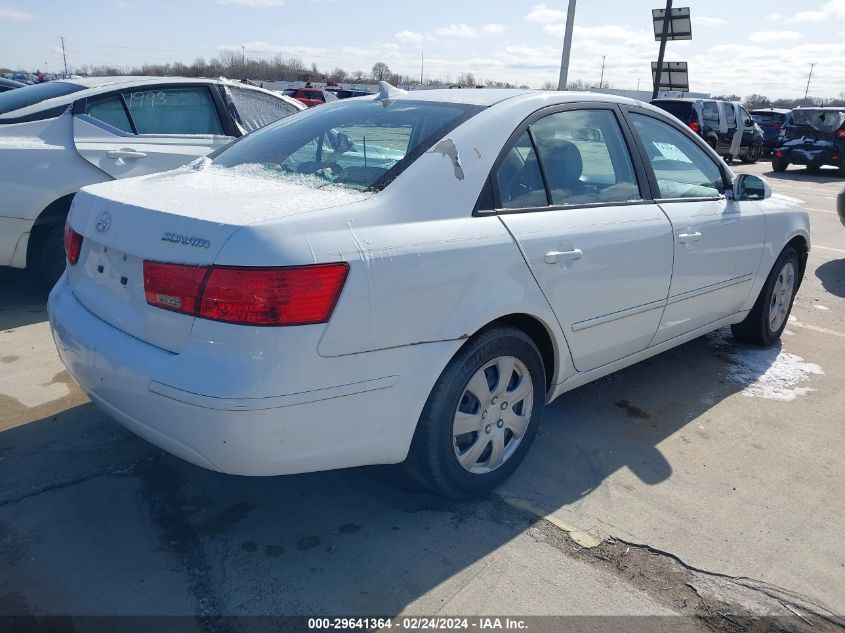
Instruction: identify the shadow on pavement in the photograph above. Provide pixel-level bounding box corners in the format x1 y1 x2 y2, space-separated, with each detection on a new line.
0 329 780 617
761 166 843 183
0 268 51 330
814 258 845 298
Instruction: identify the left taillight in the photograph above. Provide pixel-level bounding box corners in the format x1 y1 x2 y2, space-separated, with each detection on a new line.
836 129 845 140
64 220 83 265
143 261 349 326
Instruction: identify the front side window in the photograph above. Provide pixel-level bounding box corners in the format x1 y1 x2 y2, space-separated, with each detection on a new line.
123 87 223 135
85 95 132 133
212 99 483 190
530 109 640 205
227 86 300 133
630 113 724 199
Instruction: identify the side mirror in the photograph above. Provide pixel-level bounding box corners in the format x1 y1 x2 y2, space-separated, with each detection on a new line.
733 173 771 201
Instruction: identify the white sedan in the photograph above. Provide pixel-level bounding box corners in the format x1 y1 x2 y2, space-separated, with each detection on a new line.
0 76 305 284
49 84 810 497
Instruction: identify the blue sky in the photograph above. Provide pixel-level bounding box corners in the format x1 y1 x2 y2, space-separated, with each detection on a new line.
2 0 845 98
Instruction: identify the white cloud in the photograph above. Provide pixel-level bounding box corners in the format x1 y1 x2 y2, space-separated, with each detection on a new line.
748 31 802 43
525 3 565 24
696 16 726 26
765 13 782 21
217 0 283 6
435 23 478 38
0 6 33 20
482 24 505 34
789 10 826 22
395 30 427 44
825 0 845 17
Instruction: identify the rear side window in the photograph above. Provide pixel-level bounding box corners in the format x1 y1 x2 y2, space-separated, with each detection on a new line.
85 95 132 133
529 109 640 205
702 101 719 125
0 81 85 115
652 100 692 124
495 131 546 209
630 113 724 199
227 86 301 132
124 87 223 135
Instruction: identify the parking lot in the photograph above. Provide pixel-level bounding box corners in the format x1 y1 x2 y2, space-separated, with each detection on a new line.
1 160 843 630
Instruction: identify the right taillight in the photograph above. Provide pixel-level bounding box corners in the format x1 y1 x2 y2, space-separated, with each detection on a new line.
64 220 83 265
142 261 349 326
688 121 700 134
836 129 845 139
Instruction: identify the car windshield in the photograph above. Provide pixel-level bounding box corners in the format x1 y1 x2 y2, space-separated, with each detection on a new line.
0 81 85 115
211 99 484 191
789 109 845 131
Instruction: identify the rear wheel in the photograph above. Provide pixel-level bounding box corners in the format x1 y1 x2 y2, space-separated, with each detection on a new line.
731 247 799 346
405 326 545 498
38 223 67 287
742 142 762 164
772 156 789 172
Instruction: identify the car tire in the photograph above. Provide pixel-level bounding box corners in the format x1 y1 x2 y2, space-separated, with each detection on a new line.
772 156 789 172
404 325 545 498
38 223 67 287
742 142 762 164
731 246 800 346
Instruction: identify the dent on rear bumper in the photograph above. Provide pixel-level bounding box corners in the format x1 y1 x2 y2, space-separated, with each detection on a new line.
47 277 457 475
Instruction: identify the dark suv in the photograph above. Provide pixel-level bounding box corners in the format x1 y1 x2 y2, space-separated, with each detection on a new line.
750 108 790 153
773 107 845 177
651 98 764 163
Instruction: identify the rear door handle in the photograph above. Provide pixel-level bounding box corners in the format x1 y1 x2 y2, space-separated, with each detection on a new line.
677 231 702 244
107 148 147 160
545 249 583 264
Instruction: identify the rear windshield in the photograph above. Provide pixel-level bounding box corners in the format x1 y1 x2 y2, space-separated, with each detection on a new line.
282 89 297 96
652 100 693 123
751 111 786 123
0 81 85 115
211 99 483 191
788 109 845 131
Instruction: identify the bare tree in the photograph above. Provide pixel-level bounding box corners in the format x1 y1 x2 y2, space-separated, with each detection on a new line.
328 67 347 82
371 62 391 81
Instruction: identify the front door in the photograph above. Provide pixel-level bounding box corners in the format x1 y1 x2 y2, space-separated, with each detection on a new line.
492 106 674 372
626 110 765 345
74 85 234 179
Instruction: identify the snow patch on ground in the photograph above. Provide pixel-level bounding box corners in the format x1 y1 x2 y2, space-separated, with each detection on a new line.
706 328 823 402
813 304 830 311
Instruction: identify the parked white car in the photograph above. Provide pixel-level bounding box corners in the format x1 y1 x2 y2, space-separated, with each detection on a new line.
0 76 305 283
49 85 810 497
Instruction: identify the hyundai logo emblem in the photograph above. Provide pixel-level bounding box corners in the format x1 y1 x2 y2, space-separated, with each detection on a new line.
95 212 112 233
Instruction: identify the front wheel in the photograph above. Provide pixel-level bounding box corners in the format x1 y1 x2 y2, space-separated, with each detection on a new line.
731 247 800 345
405 326 545 498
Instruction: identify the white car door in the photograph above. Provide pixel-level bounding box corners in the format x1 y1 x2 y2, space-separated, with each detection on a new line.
625 110 765 345
491 106 675 372
73 85 235 179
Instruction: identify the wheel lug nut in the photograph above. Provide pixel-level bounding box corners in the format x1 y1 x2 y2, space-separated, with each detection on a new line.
485 424 492 434
500 401 508 409
496 419 504 429
481 411 487 419
491 396 498 404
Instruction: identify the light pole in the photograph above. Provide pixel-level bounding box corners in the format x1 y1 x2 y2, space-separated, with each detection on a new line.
652 0 672 99
557 0 577 90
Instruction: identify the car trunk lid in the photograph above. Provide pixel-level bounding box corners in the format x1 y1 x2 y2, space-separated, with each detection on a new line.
66 162 372 352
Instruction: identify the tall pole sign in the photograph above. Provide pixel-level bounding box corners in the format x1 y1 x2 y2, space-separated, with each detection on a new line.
651 3 692 99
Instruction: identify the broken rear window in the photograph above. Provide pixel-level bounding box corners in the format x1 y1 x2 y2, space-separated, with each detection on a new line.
211 99 484 191
788 109 845 132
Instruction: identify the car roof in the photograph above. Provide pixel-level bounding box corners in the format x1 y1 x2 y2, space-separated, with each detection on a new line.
750 108 789 113
0 76 298 119
0 77 25 88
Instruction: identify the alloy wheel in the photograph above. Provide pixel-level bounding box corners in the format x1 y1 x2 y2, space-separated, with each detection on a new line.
768 261 795 333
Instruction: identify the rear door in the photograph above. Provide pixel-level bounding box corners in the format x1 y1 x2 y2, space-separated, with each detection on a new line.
624 108 765 344
73 84 235 179
493 104 674 372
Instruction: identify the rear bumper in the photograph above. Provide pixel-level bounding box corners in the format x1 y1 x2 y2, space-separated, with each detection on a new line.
48 276 456 476
778 146 841 167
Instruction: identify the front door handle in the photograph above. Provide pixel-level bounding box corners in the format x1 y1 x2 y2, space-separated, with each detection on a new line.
107 148 147 160
677 231 702 244
545 249 583 264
